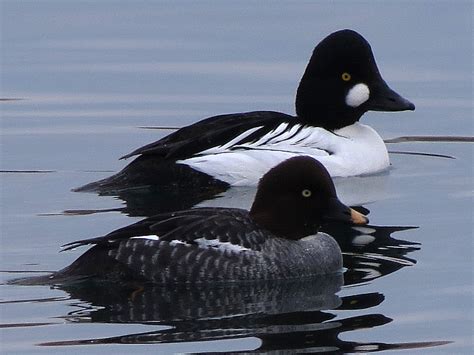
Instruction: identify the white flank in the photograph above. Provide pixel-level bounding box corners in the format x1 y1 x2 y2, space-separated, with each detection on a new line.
345 83 370 107
178 122 389 184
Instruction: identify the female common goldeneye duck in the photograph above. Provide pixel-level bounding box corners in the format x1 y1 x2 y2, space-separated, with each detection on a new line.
75 29 414 192
52 157 368 284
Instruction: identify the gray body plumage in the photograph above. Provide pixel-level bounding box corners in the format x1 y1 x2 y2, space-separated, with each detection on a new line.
109 232 342 283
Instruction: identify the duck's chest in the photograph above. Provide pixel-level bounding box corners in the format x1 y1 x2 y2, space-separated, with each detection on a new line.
259 233 343 276
324 123 389 177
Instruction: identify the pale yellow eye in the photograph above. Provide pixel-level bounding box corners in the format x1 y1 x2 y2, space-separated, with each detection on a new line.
341 72 351 81
302 189 312 198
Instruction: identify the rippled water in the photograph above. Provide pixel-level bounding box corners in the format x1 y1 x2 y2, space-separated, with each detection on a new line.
1 1 473 353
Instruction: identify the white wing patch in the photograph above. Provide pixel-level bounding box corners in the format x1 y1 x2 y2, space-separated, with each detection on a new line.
195 238 251 253
178 122 389 184
129 235 250 253
130 235 192 247
131 235 160 241
169 239 187 246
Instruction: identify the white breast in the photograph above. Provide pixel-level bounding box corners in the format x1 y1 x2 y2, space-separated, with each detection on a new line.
177 122 389 186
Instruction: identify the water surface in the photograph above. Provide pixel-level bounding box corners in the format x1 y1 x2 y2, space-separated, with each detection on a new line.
1 1 472 353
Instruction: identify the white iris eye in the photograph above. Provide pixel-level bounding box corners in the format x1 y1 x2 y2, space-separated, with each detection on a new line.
302 189 312 198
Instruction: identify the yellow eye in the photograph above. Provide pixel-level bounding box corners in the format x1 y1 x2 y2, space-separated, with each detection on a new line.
302 189 312 198
341 72 351 81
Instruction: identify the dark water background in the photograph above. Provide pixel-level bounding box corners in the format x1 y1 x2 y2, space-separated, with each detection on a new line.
1 1 472 353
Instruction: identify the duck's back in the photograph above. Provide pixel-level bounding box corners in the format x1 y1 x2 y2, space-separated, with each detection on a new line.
52 209 343 284
74 111 295 192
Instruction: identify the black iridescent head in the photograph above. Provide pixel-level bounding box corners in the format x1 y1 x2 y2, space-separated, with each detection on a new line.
296 29 415 130
249 156 367 239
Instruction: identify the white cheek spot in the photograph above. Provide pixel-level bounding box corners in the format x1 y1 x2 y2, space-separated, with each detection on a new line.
345 83 370 107
130 235 159 241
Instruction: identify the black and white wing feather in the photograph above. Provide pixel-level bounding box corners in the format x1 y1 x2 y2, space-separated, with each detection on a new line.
62 208 268 252
61 208 274 283
121 111 295 160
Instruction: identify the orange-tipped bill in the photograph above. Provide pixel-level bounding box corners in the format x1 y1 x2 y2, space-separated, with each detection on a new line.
349 207 369 225
324 197 369 225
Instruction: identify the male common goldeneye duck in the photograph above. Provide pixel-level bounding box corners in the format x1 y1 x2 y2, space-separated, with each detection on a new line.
75 29 414 192
48 157 368 284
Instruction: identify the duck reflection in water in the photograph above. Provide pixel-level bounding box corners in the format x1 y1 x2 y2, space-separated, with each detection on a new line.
37 276 448 352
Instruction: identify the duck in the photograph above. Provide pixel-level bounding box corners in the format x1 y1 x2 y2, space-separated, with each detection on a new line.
46 156 368 284
75 29 414 193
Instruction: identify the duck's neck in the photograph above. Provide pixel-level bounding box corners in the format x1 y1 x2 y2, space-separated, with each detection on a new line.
249 209 321 241
295 78 365 130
